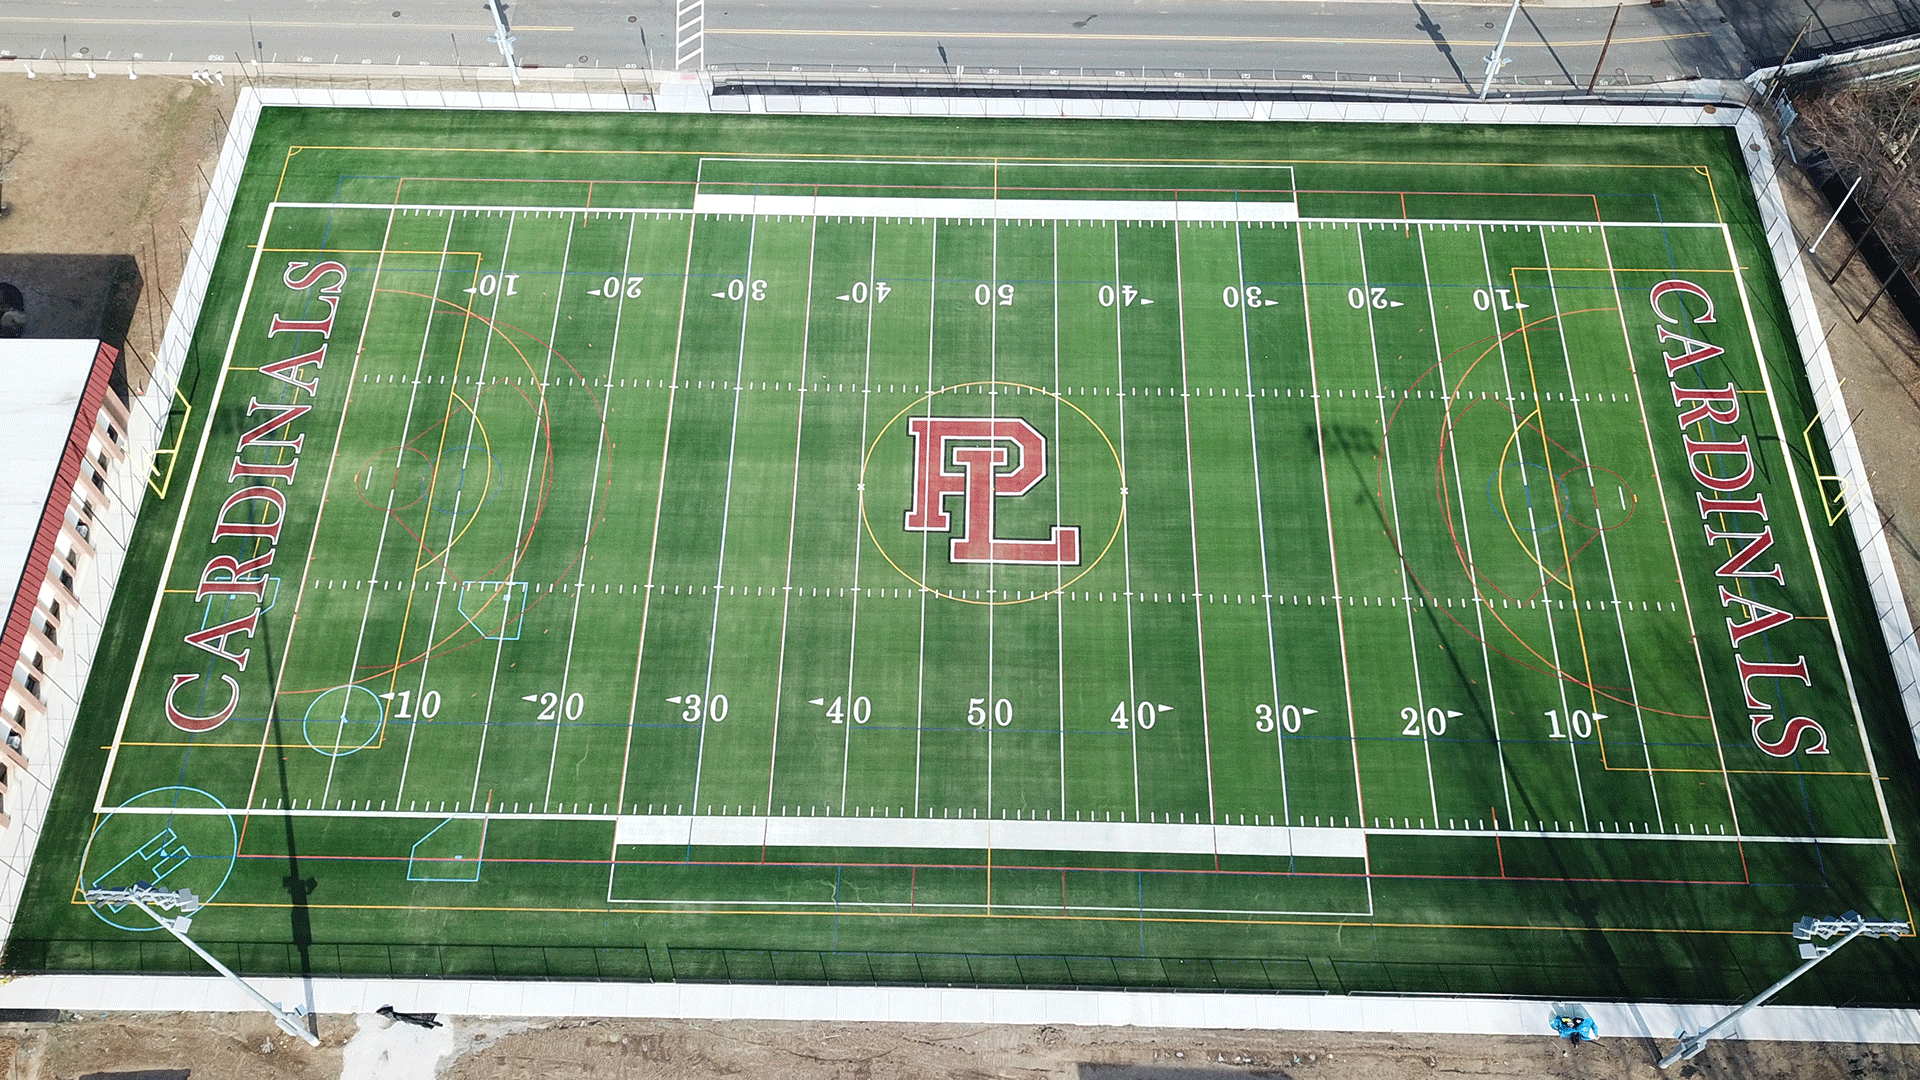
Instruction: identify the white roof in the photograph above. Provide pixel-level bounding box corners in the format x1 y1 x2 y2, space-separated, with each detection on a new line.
0 341 101 621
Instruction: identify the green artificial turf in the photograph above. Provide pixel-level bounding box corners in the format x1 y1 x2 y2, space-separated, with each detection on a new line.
11 108 1920 1005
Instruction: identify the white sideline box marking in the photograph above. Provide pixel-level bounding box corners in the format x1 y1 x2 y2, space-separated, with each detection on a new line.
612 814 1363 857
689 193 1300 222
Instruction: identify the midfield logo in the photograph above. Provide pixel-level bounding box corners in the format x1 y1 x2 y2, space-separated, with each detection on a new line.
903 417 1081 565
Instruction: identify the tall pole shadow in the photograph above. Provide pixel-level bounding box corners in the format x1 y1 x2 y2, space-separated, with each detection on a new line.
1520 6 1578 85
1411 2 1470 90
256 606 320 1039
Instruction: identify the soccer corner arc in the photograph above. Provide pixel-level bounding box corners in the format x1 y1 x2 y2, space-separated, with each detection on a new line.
14 102 1920 1009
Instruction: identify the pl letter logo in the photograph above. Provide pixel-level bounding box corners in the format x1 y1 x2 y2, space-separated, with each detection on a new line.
903 417 1081 565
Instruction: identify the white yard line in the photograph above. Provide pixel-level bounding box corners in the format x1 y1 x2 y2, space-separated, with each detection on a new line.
832 220 873 813
612 201 705 819
1293 224 1367 835
1054 221 1068 817
466 210 557 813
1594 223 1736 834
986 199 1000 818
542 211 622 810
390 211 465 806
761 212 817 811
912 222 938 816
1474 224 1587 832
1538 236 1663 830
687 209 763 815
691 194 1301 224
1354 225 1439 825
1169 221 1218 823
1230 221 1290 822
318 207 419 807
1110 223 1143 820
1414 224 1514 830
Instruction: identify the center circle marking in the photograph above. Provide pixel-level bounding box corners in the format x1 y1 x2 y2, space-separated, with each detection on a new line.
860 381 1126 606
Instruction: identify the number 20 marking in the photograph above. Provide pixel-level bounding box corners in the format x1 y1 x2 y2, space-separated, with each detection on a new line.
1401 706 1458 736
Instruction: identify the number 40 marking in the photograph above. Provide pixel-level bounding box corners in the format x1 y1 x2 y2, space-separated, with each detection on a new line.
1111 701 1171 730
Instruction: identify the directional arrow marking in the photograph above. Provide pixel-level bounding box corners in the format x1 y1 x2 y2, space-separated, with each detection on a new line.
666 696 683 704
520 694 539 703
808 698 825 706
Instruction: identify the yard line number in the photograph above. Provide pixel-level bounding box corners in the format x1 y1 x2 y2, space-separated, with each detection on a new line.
1221 284 1279 309
1110 700 1173 730
465 273 519 297
836 281 891 304
1545 708 1603 739
667 693 728 722
590 275 646 299
380 689 440 719
974 283 1016 306
967 697 1014 727
1097 284 1153 307
1254 703 1315 733
710 278 767 301
1473 288 1529 311
1401 706 1460 736
812 695 872 725
523 691 585 721
1347 286 1403 309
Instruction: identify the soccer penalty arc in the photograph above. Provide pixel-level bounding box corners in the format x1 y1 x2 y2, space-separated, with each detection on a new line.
162 259 347 732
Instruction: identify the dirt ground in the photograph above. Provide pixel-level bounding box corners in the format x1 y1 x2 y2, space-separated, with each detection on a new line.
4 73 1920 1079
4 1009 1920 1080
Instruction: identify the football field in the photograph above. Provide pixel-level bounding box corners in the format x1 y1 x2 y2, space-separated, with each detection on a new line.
18 110 1920 1002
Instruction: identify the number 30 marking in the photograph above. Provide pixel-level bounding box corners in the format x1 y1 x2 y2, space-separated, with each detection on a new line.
1255 703 1314 733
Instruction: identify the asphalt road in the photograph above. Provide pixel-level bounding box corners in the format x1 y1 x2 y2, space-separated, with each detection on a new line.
0 0 1913 84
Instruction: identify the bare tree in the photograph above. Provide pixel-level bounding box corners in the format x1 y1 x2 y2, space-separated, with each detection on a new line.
1793 81 1920 297
0 103 24 216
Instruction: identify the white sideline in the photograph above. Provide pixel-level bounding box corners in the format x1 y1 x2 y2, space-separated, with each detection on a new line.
690 192 1300 222
3 973 1920 1046
612 814 1364 858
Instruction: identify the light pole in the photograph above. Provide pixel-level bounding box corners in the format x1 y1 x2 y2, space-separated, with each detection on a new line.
82 884 322 1048
1478 0 1523 100
485 0 521 86
1657 912 1910 1069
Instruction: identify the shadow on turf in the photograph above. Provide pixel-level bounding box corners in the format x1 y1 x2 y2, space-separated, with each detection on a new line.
257 603 322 1041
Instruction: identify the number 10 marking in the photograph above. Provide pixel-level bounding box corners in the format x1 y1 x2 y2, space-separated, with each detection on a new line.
1546 708 1602 739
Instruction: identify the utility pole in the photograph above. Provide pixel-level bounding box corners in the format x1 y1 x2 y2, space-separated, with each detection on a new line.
1478 0 1523 100
1586 4 1623 94
83 884 322 1048
1657 913 1909 1069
